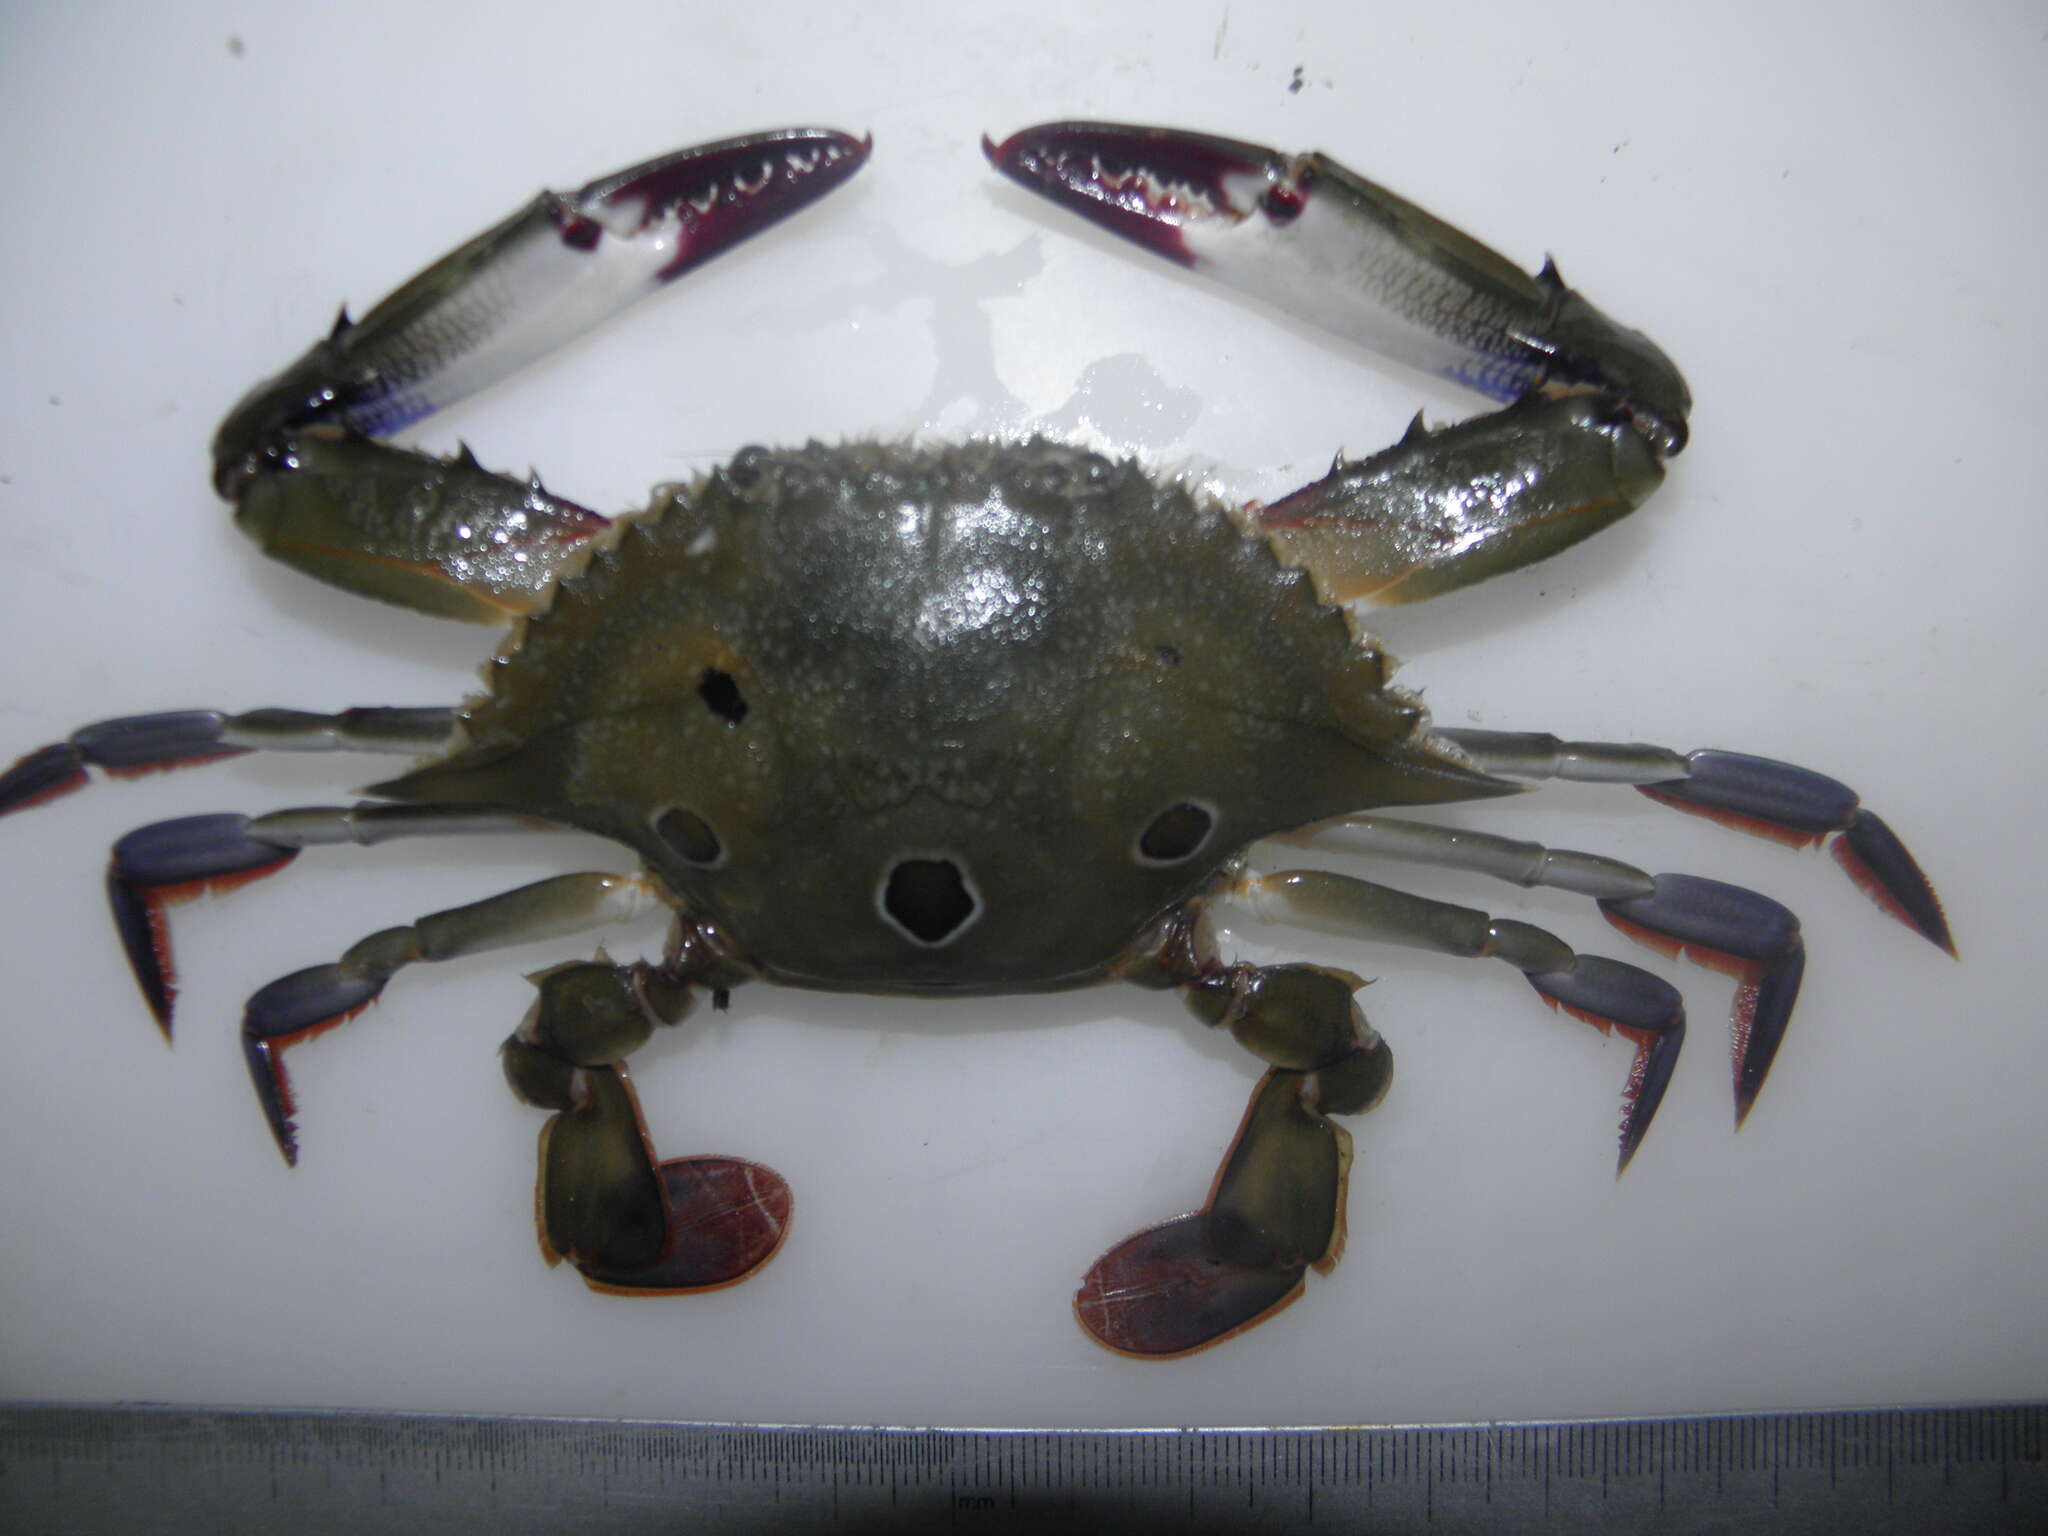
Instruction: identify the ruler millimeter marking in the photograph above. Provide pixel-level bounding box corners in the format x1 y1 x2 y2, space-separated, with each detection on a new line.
2 1402 2043 1533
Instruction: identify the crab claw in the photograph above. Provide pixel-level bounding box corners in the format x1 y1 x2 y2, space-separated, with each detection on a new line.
106 813 299 1034
1640 752 1953 958
1598 875 1805 1126
215 128 873 478
986 121 1293 269
986 120 1689 453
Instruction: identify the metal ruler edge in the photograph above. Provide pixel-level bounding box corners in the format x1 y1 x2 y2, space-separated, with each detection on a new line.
4 1399 2045 1533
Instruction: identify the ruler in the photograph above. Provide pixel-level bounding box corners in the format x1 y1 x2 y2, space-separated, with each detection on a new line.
2 1402 2041 1532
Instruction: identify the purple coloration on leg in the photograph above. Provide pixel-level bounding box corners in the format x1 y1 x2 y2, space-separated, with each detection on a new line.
1525 955 1686 1169
1603 873 1801 964
106 814 299 1030
242 963 391 1164
72 711 238 771
243 963 389 1042
1641 754 1952 954
1526 954 1685 1036
1618 1021 1687 1172
0 743 87 815
109 813 292 889
1601 874 1806 1126
1 711 246 816
985 121 1288 267
1735 947 1805 1126
1641 750 1856 838
580 128 871 284
105 863 173 1033
1838 810 1956 957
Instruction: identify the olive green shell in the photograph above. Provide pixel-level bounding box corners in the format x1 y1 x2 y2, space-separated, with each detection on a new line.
380 439 1504 990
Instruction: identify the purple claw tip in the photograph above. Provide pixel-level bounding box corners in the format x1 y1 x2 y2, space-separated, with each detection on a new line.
1836 811 1955 958
105 865 176 1033
241 1033 301 1166
1730 944 1805 1126
986 120 1295 269
0 742 87 817
582 127 872 284
1617 1019 1686 1175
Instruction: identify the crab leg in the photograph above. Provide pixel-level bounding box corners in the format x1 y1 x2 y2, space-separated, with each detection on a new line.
239 873 659 1162
503 958 789 1293
0 706 457 816
1230 868 1686 1171
1084 961 1390 1357
987 121 1686 606
212 129 870 619
1435 730 1955 957
106 802 555 1033
1281 813 1654 901
1280 815 1806 1121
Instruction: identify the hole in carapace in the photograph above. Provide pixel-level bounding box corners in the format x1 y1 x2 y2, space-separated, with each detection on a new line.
698 669 748 726
1138 802 1215 864
655 807 724 867
882 858 979 946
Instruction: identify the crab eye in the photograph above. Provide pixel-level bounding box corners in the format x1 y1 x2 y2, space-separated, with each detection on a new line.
654 806 724 867
879 856 980 946
1136 801 1215 865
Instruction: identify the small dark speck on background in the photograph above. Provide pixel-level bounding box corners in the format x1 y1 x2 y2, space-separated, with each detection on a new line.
47 396 60 407
1289 65 1305 93
227 34 244 57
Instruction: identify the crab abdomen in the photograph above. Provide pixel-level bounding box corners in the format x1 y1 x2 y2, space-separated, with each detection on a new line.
379 440 1505 989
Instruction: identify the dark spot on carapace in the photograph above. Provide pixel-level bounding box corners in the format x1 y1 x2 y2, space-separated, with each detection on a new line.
883 858 978 945
1154 643 1182 667
655 806 723 866
1139 802 1215 863
698 668 748 726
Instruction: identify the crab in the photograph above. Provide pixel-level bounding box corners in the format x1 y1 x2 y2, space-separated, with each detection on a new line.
0 123 1953 1359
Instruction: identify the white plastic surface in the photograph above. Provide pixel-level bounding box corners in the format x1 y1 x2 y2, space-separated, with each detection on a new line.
0 4 2042 1429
